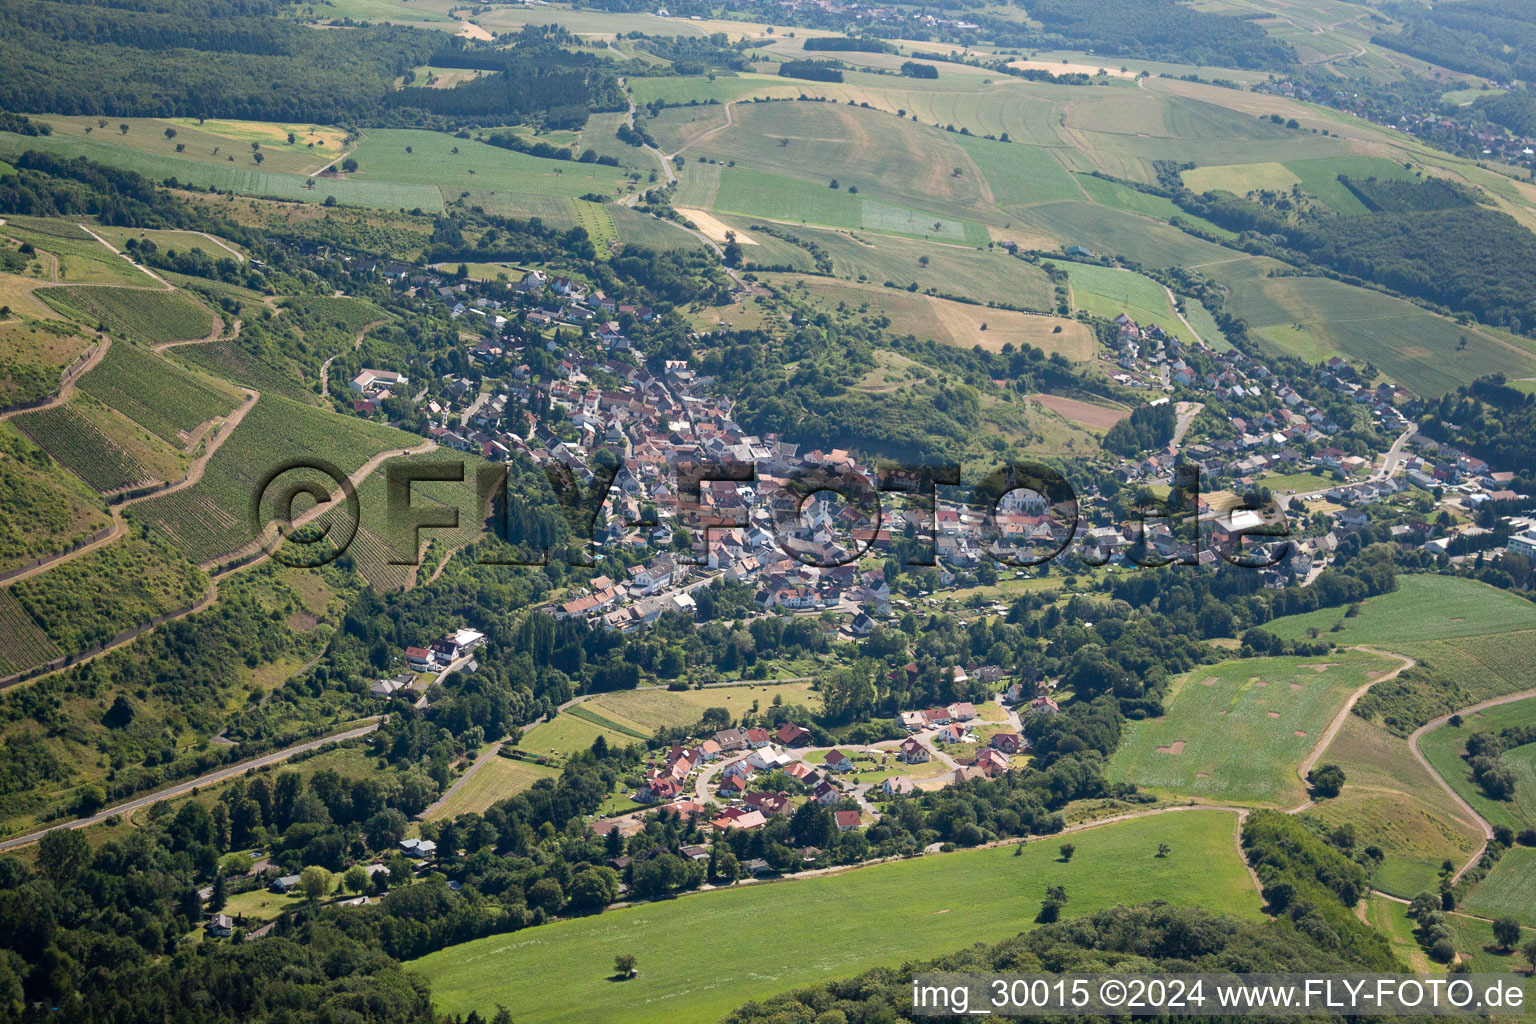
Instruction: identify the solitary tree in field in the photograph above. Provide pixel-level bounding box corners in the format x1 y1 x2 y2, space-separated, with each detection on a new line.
1036 884 1068 923
1308 763 1346 799
1493 917 1522 951
164 127 176 140
251 141 260 152
254 152 264 166
1058 843 1075 862
1523 938 1536 975
1156 843 1171 858
119 123 129 134
614 953 638 979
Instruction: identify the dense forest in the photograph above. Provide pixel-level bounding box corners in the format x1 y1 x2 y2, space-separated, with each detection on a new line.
1021 0 1297 69
1178 181 1536 335
1374 0 1536 81
0 2 616 126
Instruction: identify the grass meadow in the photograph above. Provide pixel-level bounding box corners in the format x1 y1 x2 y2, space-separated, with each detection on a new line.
423 755 561 821
410 810 1260 1024
769 275 1091 360
1462 846 1536 927
0 131 443 211
1065 263 1180 328
1109 650 1396 807
1418 696 1536 835
1311 714 1482 897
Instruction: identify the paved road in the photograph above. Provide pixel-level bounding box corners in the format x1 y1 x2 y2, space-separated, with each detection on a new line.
0 719 382 851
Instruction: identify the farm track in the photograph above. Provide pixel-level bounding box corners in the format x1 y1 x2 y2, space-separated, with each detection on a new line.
1287 647 1416 813
1409 687 1536 884
0 333 111 422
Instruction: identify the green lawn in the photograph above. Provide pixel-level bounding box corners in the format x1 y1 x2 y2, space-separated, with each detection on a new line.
0 131 444 211
1108 650 1396 806
582 682 821 735
410 810 1260 1024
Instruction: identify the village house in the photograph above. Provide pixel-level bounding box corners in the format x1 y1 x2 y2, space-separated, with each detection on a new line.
834 810 863 832
822 749 854 772
899 737 930 764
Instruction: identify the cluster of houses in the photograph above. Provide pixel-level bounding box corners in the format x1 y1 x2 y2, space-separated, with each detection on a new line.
394 627 487 680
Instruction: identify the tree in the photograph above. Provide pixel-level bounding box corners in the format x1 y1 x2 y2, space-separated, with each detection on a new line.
1156 843 1171 858
364 808 408 850
341 157 358 173
163 127 176 140
299 865 331 901
1037 883 1068 923
253 152 264 165
527 876 565 913
1522 937 1536 975
566 867 620 912
37 829 89 885
208 872 228 912
614 953 638 979
1058 843 1075 862
343 865 370 894
1493 917 1522 951
1308 764 1346 798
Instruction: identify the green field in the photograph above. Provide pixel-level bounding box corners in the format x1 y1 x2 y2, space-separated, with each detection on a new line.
411 810 1260 1024
348 129 629 203
1065 262 1180 329
1267 575 1536 650
1418 696 1536 834
128 394 414 564
1073 173 1238 239
712 167 987 243
739 219 1054 307
1109 650 1395 807
517 712 637 759
0 131 444 211
1313 714 1482 897
40 286 215 346
1207 256 1536 397
1285 156 1419 215
77 342 236 448
0 222 147 287
584 681 821 734
424 755 562 821
1461 846 1536 927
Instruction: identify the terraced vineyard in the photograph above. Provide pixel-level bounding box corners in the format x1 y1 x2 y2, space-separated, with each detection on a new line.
77 342 236 447
9 532 206 655
40 286 215 345
0 588 59 676
14 402 155 491
128 394 416 564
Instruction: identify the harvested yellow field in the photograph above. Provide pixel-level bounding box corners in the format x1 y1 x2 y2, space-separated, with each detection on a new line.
676 207 757 245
